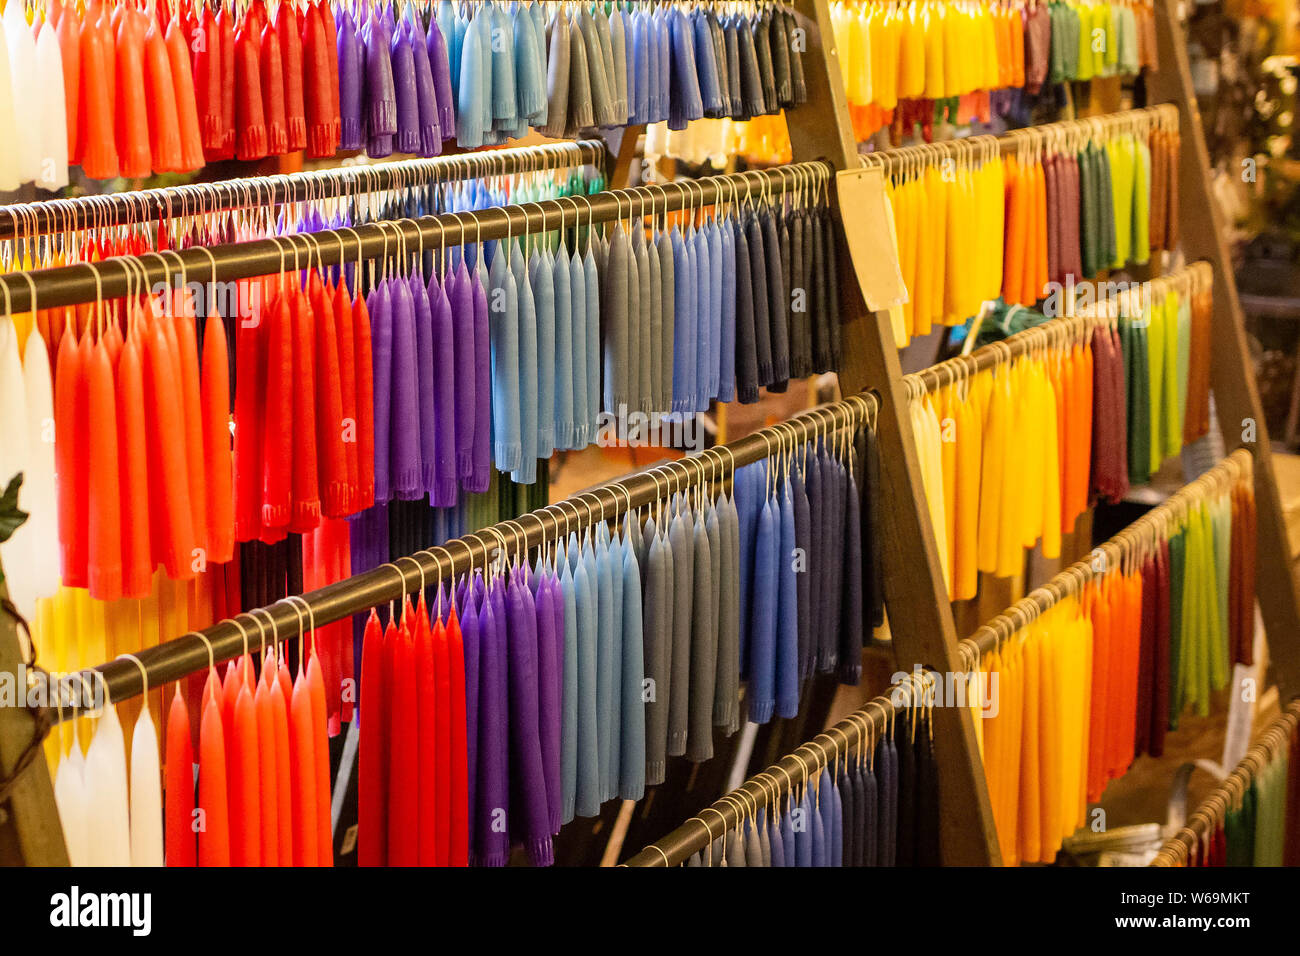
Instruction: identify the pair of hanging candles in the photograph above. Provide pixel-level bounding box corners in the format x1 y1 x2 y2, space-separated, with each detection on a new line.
969 450 1257 866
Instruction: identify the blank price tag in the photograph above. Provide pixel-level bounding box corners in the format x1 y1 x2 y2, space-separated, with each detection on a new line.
835 167 908 311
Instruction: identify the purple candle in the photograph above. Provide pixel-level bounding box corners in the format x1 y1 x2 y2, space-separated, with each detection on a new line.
388 277 423 500
367 281 393 504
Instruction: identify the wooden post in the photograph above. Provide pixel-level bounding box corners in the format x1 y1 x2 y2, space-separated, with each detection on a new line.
0 583 67 866
787 0 1002 865
1148 0 1300 702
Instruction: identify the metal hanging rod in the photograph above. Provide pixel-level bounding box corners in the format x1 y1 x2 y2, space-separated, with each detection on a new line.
904 261 1212 389
622 676 925 867
0 141 608 243
41 390 874 725
0 163 831 315
1150 699 1299 866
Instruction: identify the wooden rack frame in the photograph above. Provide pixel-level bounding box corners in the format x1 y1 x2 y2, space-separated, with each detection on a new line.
3 0 1297 868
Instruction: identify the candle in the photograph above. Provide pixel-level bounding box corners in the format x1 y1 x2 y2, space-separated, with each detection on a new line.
268 653 294 866
289 667 319 865
387 604 419 865
164 686 195 866
84 704 132 866
198 671 231 866
128 698 164 866
229 684 261 866
306 650 333 865
255 665 279 866
358 609 388 866
53 736 89 866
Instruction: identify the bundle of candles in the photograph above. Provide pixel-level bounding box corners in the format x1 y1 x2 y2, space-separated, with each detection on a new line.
360 399 881 866
964 450 1258 866
0 0 807 189
831 0 1157 142
906 263 1214 597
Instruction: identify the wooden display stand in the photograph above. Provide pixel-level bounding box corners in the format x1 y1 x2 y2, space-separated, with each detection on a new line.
3 0 1299 868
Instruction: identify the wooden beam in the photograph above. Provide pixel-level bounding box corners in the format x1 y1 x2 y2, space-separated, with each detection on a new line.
1148 0 1300 702
0 583 67 866
786 0 1002 866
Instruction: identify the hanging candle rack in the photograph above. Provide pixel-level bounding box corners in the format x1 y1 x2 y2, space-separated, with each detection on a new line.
0 162 832 313
37 390 877 724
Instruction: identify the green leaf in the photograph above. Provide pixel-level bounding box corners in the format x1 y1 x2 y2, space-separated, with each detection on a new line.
0 472 29 546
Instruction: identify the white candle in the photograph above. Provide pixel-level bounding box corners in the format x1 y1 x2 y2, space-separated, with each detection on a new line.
129 702 164 866
83 703 132 866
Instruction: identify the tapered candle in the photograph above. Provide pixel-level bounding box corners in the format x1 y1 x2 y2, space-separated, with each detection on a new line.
358 609 388 866
84 704 132 866
414 597 439 865
306 651 333 865
268 654 294 866
228 684 261 866
164 685 196 866
388 605 419 865
129 698 164 866
289 668 319 866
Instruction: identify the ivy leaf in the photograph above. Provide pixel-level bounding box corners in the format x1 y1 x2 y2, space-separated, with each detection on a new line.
0 472 29 548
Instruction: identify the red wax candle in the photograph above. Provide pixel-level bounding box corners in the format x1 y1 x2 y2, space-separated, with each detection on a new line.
164 13 205 170
306 653 333 865
289 671 319 866
79 0 119 179
143 319 197 579
387 607 419 865
232 295 265 543
358 609 388 866
229 685 261 866
201 313 234 564
258 16 287 154
273 0 305 150
194 2 223 152
164 686 196 866
53 0 82 164
260 293 293 542
414 598 439 865
170 304 209 560
351 291 375 509
233 13 268 160
288 287 320 533
331 279 359 513
254 669 279 866
311 274 347 518
446 606 469 866
197 684 231 867
217 3 236 158
269 654 294 866
54 330 88 588
142 13 182 172
86 340 123 600
115 6 154 178
432 610 452 866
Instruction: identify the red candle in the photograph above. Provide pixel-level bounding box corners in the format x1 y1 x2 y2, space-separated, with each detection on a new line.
357 609 387 866
268 656 294 866
311 274 347 518
288 288 319 533
273 0 305 150
233 11 268 160
254 667 279 866
306 652 333 865
260 293 293 542
164 686 196 866
446 606 469 867
432 608 452 866
201 313 234 564
144 319 197 579
164 13 205 170
387 605 419 866
331 279 359 514
217 3 236 159
197 679 230 867
54 0 82 164
86 340 123 601
142 13 181 172
78 0 119 179
54 330 88 588
114 6 153 178
289 669 319 866
414 598 438 865
194 1 223 153
258 16 287 154
229 685 261 866
351 291 374 509
170 303 209 560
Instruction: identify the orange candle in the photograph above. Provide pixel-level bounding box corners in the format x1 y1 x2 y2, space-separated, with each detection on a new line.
197 675 230 866
306 652 333 866
164 686 195 866
229 685 261 866
254 668 279 866
268 655 294 866
289 668 319 866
